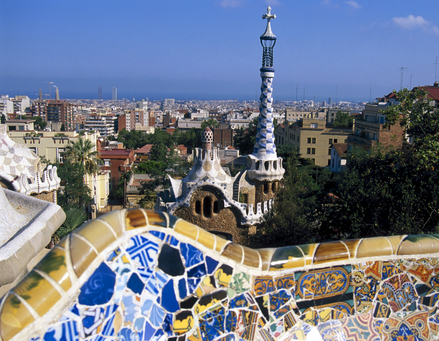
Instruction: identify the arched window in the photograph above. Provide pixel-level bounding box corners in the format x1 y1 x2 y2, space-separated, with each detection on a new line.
195 200 201 215
264 183 269 194
203 197 211 218
264 161 269 171
213 200 219 214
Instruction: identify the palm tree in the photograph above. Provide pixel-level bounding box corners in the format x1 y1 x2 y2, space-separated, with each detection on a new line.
64 137 101 175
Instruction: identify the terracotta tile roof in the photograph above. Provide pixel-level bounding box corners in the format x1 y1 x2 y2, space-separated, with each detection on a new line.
135 144 153 154
332 143 347 157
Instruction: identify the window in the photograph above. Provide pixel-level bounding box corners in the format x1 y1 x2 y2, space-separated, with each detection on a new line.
307 137 311 144
264 183 269 194
213 201 219 214
328 159 331 166
334 139 338 143
328 148 331 155
307 148 311 154
203 197 211 218
312 148 315 155
195 201 201 215
57 148 65 163
312 137 316 144
310 123 318 128
329 139 333 144
373 134 377 141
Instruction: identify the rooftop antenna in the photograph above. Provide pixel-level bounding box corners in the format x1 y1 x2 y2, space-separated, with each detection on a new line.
399 66 408 90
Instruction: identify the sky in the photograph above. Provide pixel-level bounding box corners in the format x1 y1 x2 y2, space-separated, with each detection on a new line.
1 0 439 102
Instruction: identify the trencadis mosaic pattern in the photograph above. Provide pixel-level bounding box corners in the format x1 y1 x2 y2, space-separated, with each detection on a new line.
2 209 439 340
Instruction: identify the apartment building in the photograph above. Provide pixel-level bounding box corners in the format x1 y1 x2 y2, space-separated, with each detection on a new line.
275 118 352 167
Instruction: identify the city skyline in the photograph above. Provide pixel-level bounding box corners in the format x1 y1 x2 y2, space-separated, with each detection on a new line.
1 0 439 102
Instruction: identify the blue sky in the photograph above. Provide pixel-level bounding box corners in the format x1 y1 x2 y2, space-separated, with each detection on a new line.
1 0 439 102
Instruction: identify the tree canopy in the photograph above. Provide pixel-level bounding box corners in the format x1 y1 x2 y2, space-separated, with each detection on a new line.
64 138 101 175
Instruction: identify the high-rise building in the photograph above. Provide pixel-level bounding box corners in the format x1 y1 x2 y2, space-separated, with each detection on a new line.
112 87 117 101
98 87 102 100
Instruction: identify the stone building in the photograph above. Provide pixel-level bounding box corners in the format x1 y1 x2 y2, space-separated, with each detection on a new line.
155 7 284 242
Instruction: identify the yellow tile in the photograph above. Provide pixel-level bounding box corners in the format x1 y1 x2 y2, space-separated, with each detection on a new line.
125 209 147 230
269 246 305 270
173 312 194 335
342 239 362 258
12 271 62 317
75 220 117 253
35 246 71 292
301 244 318 266
258 248 275 271
387 235 406 254
57 238 67 248
174 219 199 240
0 293 35 341
313 241 349 265
69 233 98 278
145 210 167 227
242 246 260 268
98 210 124 237
398 235 439 255
214 234 228 253
197 228 215 250
222 243 243 264
356 237 392 259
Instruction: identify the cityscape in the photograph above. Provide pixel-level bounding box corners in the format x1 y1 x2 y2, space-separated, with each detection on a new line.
1 1 439 341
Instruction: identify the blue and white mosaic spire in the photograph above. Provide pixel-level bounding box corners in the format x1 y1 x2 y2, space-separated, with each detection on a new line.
247 7 284 182
253 6 278 161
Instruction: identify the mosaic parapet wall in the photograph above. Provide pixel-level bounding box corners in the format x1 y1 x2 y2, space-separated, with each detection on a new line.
2 209 439 341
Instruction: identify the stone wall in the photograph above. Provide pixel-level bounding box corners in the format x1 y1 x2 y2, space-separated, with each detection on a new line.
3 209 439 341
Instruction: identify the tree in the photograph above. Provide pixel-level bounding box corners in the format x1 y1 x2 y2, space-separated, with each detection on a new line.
149 142 168 162
332 111 354 128
383 88 439 169
32 116 47 130
134 160 167 176
247 152 321 248
57 162 92 210
201 118 219 130
64 138 101 175
234 118 258 155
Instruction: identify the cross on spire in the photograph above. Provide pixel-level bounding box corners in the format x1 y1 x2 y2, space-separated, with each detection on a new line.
262 6 276 24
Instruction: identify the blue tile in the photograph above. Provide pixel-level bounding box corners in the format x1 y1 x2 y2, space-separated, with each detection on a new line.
206 256 219 274
150 230 166 240
78 262 116 306
163 313 173 336
187 278 202 294
162 280 180 313
187 263 206 279
180 243 204 268
127 272 145 295
126 235 159 269
179 278 187 300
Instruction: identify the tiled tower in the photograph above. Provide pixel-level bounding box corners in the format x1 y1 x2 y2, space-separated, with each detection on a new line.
247 7 285 183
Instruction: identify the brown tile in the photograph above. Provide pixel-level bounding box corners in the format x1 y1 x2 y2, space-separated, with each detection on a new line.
342 239 362 258
242 246 261 268
125 209 147 230
75 220 117 253
257 248 275 271
174 219 199 240
313 241 349 264
222 243 243 264
145 210 168 227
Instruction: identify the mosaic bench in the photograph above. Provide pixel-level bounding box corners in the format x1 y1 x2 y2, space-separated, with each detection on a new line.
1 209 439 341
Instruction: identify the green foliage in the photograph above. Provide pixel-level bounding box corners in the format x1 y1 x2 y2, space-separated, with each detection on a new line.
332 111 354 128
201 118 220 130
1 114 5 124
32 116 47 130
383 88 439 170
60 123 65 131
149 142 168 162
64 137 101 175
234 118 258 155
57 162 92 210
134 160 167 176
55 207 87 240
